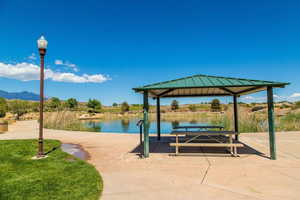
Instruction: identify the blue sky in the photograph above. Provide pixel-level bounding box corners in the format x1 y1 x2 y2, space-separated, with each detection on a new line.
0 0 299 105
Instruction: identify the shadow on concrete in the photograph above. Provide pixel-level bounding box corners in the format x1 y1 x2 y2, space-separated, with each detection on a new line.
130 135 269 159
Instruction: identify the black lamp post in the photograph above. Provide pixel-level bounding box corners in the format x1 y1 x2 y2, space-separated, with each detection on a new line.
37 36 48 157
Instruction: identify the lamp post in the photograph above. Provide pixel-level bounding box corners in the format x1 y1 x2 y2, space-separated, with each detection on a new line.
37 36 48 157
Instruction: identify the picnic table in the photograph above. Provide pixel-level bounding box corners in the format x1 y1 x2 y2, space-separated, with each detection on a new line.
170 130 243 157
173 125 224 131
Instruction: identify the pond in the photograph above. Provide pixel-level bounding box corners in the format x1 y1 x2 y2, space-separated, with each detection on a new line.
84 119 209 134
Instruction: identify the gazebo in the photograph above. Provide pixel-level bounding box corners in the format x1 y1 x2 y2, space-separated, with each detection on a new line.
133 74 289 160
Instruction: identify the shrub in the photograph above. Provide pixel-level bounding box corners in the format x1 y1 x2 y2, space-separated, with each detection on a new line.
30 102 40 112
0 98 8 118
47 97 61 111
294 101 300 109
211 99 221 112
121 102 130 113
188 104 197 112
112 103 118 107
64 98 78 110
8 100 29 120
87 99 102 113
251 106 265 112
171 100 179 110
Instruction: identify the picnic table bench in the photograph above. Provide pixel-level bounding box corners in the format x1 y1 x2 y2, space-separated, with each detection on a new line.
174 125 224 131
170 130 243 157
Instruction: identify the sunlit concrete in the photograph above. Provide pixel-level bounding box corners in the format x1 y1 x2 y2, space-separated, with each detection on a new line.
1 120 299 200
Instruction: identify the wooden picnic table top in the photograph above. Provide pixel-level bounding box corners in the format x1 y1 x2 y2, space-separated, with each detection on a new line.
174 125 224 129
170 130 238 136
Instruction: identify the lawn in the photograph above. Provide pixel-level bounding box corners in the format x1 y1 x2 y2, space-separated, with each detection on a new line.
0 139 103 200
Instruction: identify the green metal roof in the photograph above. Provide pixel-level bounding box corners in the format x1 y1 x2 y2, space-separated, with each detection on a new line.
133 74 289 98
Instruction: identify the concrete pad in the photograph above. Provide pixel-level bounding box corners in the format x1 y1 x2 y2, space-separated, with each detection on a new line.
1 120 300 200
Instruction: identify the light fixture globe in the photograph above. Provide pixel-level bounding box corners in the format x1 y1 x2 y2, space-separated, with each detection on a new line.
37 36 48 49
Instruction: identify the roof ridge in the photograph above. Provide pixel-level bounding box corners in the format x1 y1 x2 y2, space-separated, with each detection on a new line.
142 74 202 87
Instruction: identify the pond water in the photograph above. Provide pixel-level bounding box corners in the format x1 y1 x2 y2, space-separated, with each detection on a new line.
84 119 209 134
61 143 89 160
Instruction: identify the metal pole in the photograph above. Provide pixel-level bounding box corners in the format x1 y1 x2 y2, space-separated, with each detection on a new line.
38 48 46 157
143 91 149 158
140 123 143 145
233 95 239 141
156 97 161 140
267 86 276 160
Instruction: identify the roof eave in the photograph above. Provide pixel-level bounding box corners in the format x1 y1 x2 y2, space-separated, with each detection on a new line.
133 83 289 91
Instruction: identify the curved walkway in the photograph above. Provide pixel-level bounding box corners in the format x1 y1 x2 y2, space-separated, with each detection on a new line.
1 120 300 200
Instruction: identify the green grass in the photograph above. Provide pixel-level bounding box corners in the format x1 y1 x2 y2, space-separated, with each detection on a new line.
0 139 103 200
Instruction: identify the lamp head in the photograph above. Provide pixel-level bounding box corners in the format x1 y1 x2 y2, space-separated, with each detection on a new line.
37 36 48 49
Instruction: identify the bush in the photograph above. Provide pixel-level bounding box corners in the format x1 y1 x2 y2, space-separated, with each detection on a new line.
294 101 300 109
30 102 40 112
211 99 221 112
251 106 265 112
8 100 29 120
188 104 197 112
280 103 290 109
0 97 8 118
48 97 61 111
64 98 78 110
121 102 130 113
171 100 179 110
112 103 118 107
87 99 102 113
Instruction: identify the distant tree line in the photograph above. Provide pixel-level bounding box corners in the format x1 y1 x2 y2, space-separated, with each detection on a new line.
0 97 134 119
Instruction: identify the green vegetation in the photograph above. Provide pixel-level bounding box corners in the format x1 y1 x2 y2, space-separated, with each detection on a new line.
171 100 179 110
0 139 102 200
47 97 61 111
294 101 300 109
87 99 102 113
251 106 265 112
188 104 197 112
211 99 221 112
121 101 130 113
65 98 78 110
8 100 29 119
0 94 299 132
44 111 100 132
0 97 8 117
278 112 300 131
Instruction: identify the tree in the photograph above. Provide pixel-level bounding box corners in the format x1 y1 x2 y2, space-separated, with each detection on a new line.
171 100 179 110
188 104 197 112
0 97 8 118
65 98 78 110
87 99 102 113
9 100 29 119
211 99 221 112
121 101 130 113
112 103 118 107
48 97 61 111
295 101 300 109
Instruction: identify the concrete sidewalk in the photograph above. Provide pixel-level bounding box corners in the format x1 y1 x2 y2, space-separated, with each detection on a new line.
1 120 299 200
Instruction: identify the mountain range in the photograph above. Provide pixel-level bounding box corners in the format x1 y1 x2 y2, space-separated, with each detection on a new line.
0 90 41 101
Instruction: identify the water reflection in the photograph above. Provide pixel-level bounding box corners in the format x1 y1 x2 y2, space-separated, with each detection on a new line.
84 119 208 134
86 121 102 132
121 119 130 132
171 121 179 128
